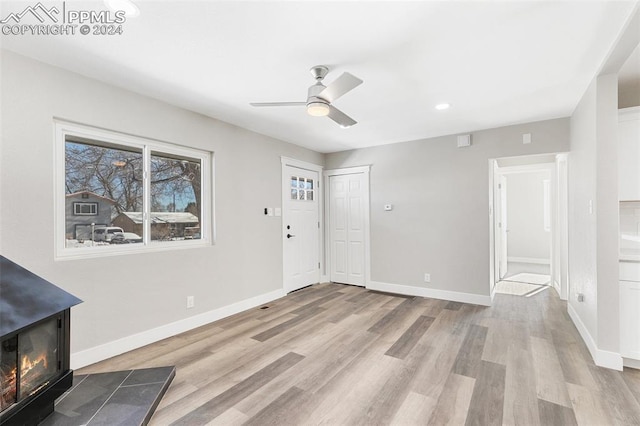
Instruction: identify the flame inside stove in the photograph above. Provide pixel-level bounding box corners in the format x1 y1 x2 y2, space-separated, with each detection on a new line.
21 353 48 377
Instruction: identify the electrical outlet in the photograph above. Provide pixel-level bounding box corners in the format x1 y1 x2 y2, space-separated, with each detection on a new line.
187 296 195 309
424 273 431 283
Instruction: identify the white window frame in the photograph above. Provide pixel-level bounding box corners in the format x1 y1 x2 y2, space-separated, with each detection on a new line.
55 120 213 260
73 202 98 216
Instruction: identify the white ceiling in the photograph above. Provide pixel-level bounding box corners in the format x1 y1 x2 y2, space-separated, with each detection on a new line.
1 1 638 153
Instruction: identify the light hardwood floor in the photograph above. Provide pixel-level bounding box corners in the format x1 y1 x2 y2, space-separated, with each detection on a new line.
78 283 640 425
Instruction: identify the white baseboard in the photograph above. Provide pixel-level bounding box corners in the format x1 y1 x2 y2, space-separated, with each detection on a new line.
567 303 623 371
367 281 492 306
71 288 286 369
507 256 550 265
623 357 640 369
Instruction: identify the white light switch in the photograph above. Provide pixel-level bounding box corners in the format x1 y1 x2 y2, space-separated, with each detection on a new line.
523 133 532 144
267 208 273 216
384 204 393 211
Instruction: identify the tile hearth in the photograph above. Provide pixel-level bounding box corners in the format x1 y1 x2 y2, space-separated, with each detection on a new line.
40 366 175 426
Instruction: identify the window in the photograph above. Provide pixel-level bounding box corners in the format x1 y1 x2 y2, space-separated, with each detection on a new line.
290 176 314 201
56 121 212 258
73 202 98 216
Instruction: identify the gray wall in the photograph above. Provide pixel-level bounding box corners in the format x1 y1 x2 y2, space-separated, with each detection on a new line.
325 119 569 297
506 171 551 262
568 73 621 355
567 4 639 362
0 51 323 355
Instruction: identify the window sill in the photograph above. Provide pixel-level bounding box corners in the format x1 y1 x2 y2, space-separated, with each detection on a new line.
55 239 212 261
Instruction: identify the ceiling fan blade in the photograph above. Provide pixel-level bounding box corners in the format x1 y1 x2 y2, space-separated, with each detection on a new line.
250 102 306 107
319 72 363 102
328 105 357 128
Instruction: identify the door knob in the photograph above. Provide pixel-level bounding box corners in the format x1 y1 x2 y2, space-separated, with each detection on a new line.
287 234 295 239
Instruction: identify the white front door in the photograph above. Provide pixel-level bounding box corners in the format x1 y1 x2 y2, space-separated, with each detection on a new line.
283 165 320 293
329 172 366 286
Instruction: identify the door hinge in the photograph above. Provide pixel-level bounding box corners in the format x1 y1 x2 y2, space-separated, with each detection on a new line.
318 221 320 229
498 183 502 189
58 318 62 329
318 262 321 269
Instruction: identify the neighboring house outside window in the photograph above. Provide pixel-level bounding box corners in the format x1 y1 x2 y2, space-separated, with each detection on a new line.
111 212 200 241
65 191 116 240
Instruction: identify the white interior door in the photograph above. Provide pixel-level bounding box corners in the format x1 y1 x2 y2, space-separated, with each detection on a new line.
329 173 365 286
283 166 320 293
499 175 508 279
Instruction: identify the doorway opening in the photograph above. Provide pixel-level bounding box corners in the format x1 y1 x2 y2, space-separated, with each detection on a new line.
489 153 569 300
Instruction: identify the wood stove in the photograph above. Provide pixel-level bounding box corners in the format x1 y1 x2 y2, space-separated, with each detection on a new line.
0 257 81 425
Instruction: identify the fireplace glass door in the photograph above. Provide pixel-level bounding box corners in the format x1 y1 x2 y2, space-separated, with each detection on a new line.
1 317 60 413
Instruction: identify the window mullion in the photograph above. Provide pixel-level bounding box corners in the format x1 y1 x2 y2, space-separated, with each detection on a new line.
143 145 151 245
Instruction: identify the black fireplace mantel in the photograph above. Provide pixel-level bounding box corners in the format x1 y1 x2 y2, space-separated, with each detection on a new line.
0 256 82 338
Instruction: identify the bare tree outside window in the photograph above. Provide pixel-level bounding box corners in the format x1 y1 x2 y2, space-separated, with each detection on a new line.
64 138 203 247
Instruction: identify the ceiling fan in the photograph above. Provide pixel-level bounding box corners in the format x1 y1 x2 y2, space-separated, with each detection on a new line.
250 65 363 128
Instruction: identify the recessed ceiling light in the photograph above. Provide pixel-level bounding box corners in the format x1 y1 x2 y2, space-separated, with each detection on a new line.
104 0 140 17
435 103 451 110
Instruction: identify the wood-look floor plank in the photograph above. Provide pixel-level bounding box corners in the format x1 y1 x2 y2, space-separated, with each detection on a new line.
464 360 506 426
233 321 379 417
390 392 438 425
480 317 528 366
169 352 304 425
537 399 578 426
502 345 540 426
444 301 464 311
251 306 325 342
566 382 612 426
385 315 435 359
587 363 640 425
550 327 598 389
530 335 572 408
367 297 416 334
622 367 640 407
310 353 404 425
204 407 249 426
74 283 640 425
412 309 469 398
243 386 312 426
427 373 475 425
452 324 488 378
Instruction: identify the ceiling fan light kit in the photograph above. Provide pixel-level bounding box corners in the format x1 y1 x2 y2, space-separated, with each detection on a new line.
250 65 363 128
307 102 330 117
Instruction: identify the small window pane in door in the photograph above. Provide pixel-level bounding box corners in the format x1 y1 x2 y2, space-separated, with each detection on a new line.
291 189 298 200
306 191 313 201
